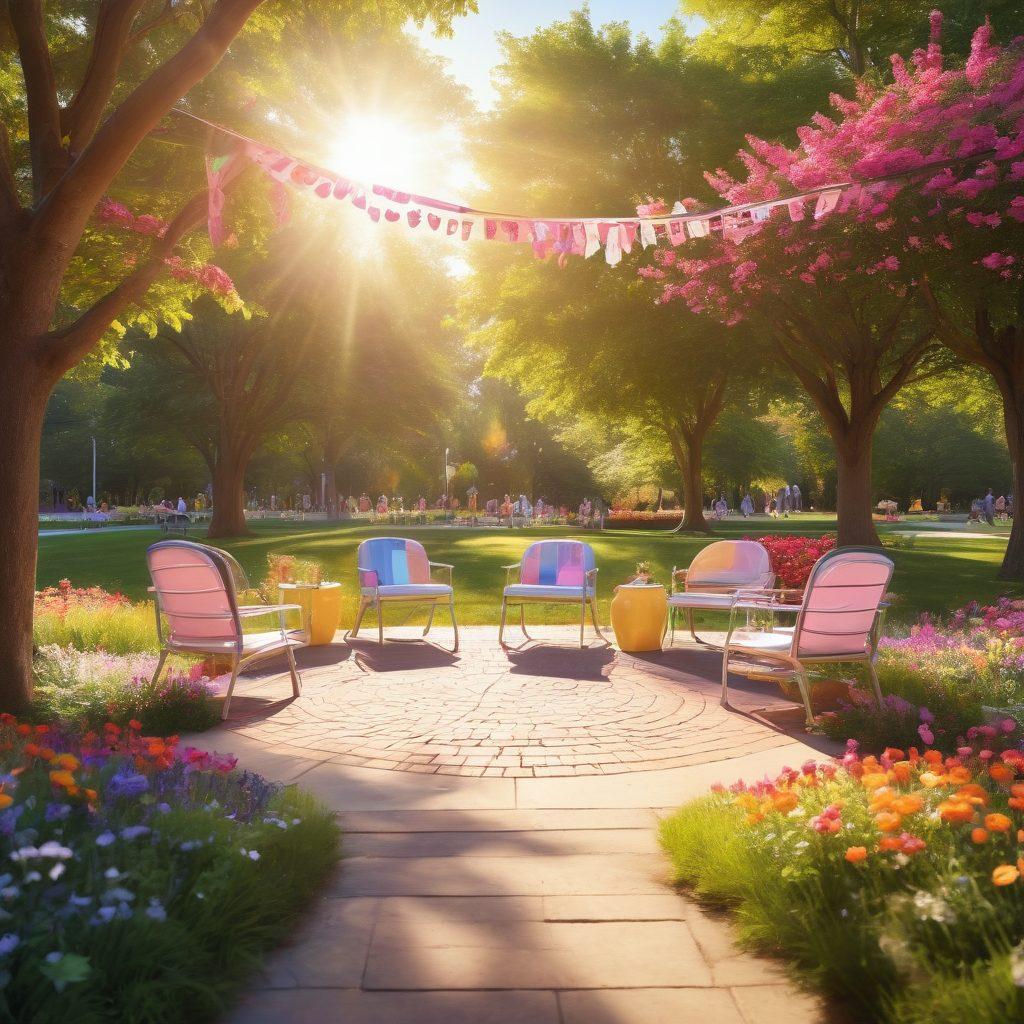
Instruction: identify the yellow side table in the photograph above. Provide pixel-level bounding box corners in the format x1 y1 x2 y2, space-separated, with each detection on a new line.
278 582 343 646
610 583 668 652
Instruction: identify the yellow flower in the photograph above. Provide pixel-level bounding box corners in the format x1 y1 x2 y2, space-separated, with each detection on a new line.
51 753 80 771
993 864 1020 886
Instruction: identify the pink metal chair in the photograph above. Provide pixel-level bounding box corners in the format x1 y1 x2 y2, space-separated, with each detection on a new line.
668 540 775 645
146 540 308 720
349 537 458 651
499 539 608 648
720 547 894 727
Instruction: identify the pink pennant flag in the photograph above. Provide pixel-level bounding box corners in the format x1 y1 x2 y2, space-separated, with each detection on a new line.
814 190 842 219
788 199 806 221
668 220 687 246
205 152 243 247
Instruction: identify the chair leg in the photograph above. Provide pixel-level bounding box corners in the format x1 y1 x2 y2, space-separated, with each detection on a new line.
349 598 368 639
377 601 384 645
589 598 609 645
579 596 586 648
423 602 437 637
867 659 884 708
221 658 241 721
449 599 459 653
499 598 508 647
519 605 531 640
688 608 698 643
793 666 815 728
668 606 676 647
286 645 302 697
720 644 731 710
151 649 169 686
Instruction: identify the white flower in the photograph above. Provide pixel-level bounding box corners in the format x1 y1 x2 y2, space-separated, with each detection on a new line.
48 864 65 882
37 842 72 860
10 847 39 863
24 872 41 884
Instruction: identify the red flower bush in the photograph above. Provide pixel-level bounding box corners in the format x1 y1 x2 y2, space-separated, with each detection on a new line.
34 578 131 616
746 534 837 588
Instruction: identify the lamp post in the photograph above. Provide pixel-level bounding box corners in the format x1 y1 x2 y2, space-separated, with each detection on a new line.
91 435 97 508
444 447 450 520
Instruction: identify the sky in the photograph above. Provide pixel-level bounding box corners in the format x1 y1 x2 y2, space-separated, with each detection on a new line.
410 1 694 109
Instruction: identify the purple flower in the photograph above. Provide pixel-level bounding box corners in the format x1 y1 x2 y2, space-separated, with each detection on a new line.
107 771 149 799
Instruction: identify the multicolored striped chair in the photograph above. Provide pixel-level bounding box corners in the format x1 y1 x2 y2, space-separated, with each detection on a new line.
349 537 458 651
499 539 608 648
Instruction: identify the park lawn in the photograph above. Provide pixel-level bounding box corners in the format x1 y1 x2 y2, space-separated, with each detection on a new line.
35 516 1023 629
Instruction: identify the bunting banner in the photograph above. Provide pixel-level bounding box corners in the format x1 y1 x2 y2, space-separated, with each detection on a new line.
170 108 967 268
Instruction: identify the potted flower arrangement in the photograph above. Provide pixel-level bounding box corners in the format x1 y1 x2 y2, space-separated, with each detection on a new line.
261 554 342 646
632 560 655 585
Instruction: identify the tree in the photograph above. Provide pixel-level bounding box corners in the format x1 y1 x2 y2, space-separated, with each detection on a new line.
0 0 471 708
683 0 1024 78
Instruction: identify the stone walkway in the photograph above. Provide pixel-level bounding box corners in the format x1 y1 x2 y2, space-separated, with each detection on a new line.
185 628 834 1024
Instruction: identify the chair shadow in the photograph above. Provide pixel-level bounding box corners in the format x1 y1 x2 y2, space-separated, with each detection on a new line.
346 636 460 673
504 643 615 681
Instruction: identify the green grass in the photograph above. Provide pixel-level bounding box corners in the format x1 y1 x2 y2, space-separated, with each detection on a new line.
36 515 1023 628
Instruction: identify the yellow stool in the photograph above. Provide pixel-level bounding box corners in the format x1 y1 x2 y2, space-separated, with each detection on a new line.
278 582 343 646
610 583 668 652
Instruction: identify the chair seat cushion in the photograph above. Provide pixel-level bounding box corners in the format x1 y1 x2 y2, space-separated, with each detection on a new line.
729 630 795 654
668 592 735 610
364 584 453 599
504 584 594 600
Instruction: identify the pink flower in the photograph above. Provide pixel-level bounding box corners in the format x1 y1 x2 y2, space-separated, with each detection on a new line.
918 723 935 745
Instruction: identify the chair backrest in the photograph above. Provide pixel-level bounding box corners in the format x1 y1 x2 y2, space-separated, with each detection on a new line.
793 548 894 658
519 540 595 587
358 537 431 587
686 540 773 590
146 540 241 645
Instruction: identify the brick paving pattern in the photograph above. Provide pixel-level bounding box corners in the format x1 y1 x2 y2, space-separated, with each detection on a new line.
219 629 796 778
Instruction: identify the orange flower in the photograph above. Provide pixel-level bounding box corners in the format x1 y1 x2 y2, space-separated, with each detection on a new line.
882 748 905 762
1008 797 1024 810
0 793 11 810
989 763 1015 784
956 784 989 806
993 864 1020 886
890 761 912 783
48 770 76 789
861 772 890 791
1012 783 1024 798
893 794 924 815
875 811 903 833
938 799 976 824
845 846 868 863
772 791 800 813
923 749 944 764
920 771 947 788
985 813 1013 833
878 836 902 852
51 753 80 771
972 827 990 844
947 765 973 785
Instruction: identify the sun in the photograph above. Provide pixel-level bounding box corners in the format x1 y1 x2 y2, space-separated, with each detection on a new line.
326 113 433 190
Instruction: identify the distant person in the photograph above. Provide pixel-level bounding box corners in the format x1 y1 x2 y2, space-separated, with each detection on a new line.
983 488 996 526
176 497 187 514
996 494 1007 519
740 493 754 518
776 486 788 518
713 495 728 519
792 483 802 512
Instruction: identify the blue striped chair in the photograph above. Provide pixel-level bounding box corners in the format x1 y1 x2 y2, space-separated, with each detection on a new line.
349 537 458 651
499 539 608 648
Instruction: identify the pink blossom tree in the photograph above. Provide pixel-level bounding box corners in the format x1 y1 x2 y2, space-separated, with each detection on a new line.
645 13 1024 552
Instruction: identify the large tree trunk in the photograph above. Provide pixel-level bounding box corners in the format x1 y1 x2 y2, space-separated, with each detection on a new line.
666 427 711 534
995 373 1024 581
0 341 55 710
834 437 882 547
207 436 253 538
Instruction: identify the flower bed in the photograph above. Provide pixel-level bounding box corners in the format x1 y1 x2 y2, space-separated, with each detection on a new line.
743 533 836 588
819 598 1024 749
661 731 1024 1023
0 716 339 1022
32 646 220 735
606 510 683 530
34 580 158 655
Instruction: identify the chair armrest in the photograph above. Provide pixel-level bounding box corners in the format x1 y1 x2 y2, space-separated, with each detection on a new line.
501 563 522 571
429 562 454 570
237 603 303 618
585 568 598 581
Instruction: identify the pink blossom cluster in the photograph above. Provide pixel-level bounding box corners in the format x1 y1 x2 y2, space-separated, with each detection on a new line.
645 15 1024 323
95 197 168 238
743 533 837 589
164 256 238 297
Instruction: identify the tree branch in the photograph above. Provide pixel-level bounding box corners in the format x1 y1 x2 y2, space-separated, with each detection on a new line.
40 190 209 374
0 121 21 226
33 0 263 252
60 0 148 153
9 0 66 200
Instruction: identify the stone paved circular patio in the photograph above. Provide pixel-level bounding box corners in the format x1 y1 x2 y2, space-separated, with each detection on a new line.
220 628 798 778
